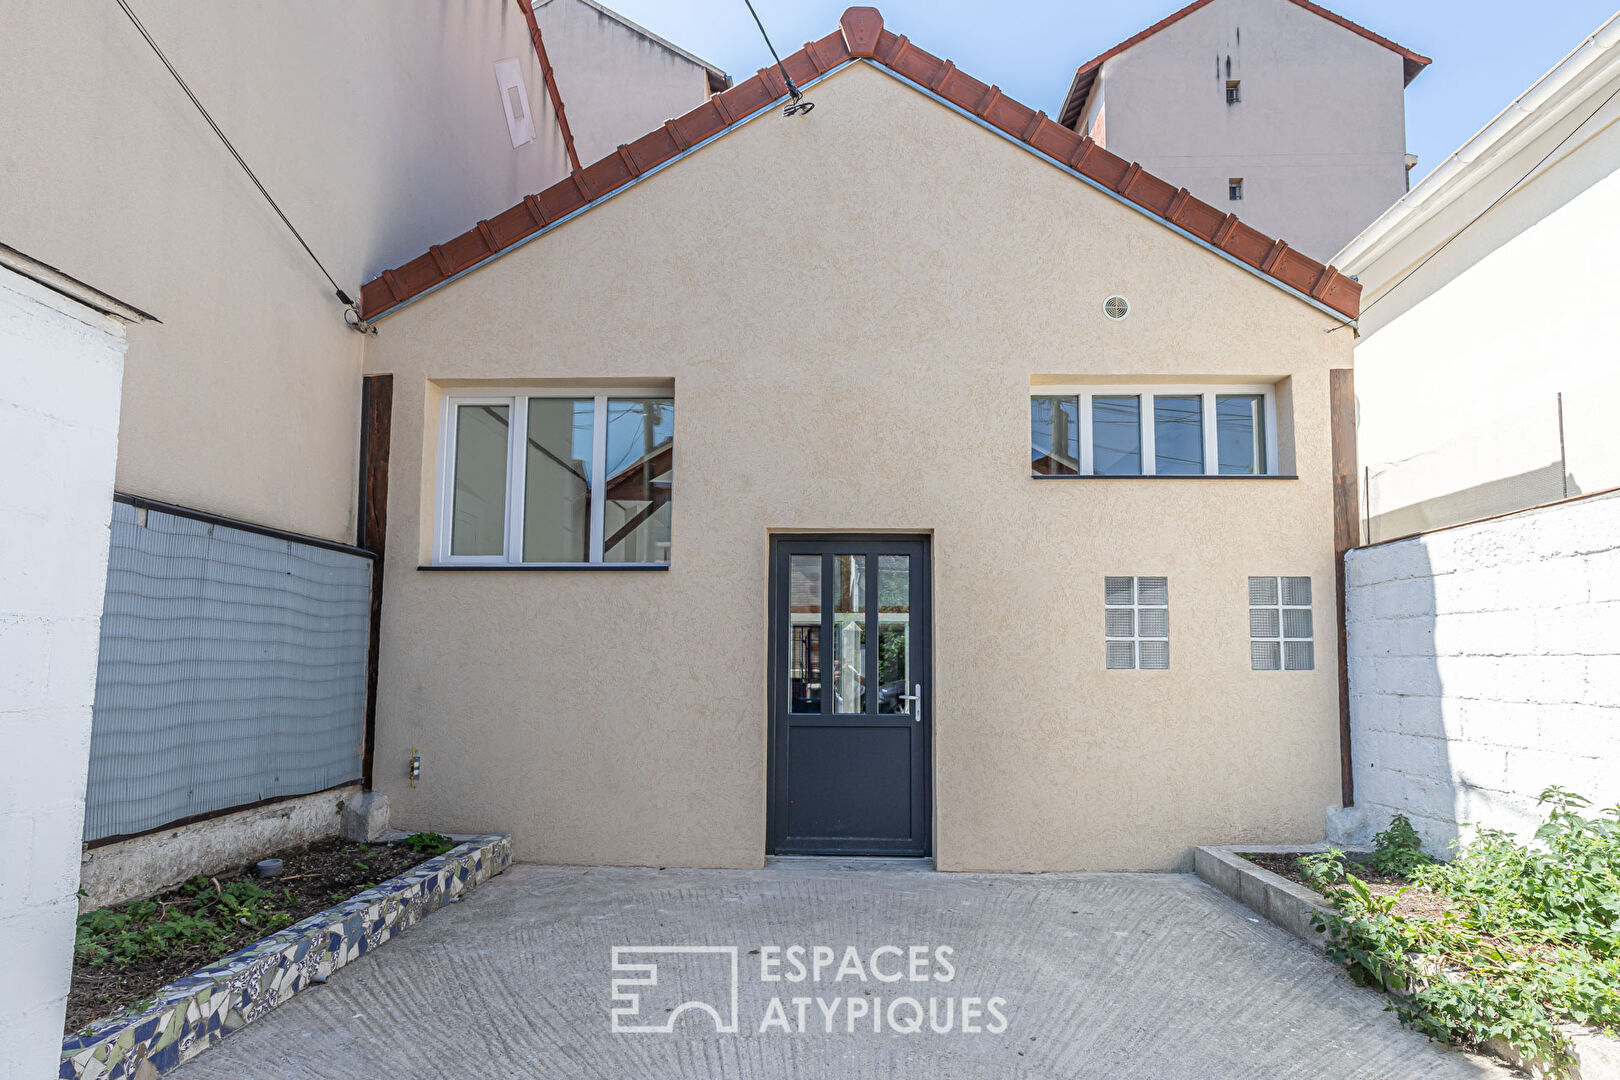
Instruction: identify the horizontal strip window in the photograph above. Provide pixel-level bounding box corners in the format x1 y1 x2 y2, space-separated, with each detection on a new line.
1032 385 1277 477
435 390 672 567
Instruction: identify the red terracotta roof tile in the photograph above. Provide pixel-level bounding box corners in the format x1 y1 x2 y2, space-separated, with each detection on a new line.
359 6 1361 321
1057 0 1431 129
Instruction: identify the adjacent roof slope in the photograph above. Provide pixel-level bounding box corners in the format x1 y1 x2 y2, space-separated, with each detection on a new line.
360 7 1361 321
1057 0 1432 129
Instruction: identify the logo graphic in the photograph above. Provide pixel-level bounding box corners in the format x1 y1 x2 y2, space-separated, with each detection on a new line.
610 946 740 1034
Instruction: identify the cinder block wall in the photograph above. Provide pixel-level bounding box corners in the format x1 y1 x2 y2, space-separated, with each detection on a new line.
1343 490 1620 855
0 269 126 1078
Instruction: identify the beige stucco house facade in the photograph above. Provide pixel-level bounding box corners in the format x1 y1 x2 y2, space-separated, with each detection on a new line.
359 9 1363 873
1059 0 1428 262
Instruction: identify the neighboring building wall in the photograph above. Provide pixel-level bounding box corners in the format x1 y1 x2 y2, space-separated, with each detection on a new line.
1081 0 1412 260
0 267 127 1080
534 0 723 167
1343 491 1620 854
0 1 568 542
361 63 1353 873
1342 59 1620 542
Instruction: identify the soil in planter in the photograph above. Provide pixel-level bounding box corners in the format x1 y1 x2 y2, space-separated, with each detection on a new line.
67 839 432 1034
1242 852 1452 921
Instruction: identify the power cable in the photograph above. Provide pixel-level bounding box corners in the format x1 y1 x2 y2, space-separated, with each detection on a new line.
742 0 815 116
113 0 357 313
1332 79 1620 333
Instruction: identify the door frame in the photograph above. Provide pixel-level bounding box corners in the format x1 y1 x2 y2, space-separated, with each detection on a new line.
765 533 934 857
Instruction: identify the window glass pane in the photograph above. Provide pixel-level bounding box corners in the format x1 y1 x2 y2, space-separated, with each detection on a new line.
451 403 509 557
1031 396 1080 476
1105 609 1134 638
833 555 867 713
602 398 673 564
1250 608 1280 638
1154 395 1204 475
876 556 911 714
1249 576 1279 606
789 555 822 713
1282 576 1312 606
1284 641 1315 671
1106 641 1136 670
1138 607 1169 639
1217 395 1266 475
1137 577 1169 607
522 398 594 562
1282 608 1313 640
1092 396 1141 476
1105 576 1135 606
1139 640 1170 670
1252 641 1282 670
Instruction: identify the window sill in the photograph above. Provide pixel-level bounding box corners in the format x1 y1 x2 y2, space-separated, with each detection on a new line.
1031 473 1298 480
418 563 670 572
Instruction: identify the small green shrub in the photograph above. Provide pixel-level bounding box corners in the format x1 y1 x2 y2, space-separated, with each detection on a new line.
1369 813 1433 878
1310 791 1620 1077
76 877 296 967
400 832 455 857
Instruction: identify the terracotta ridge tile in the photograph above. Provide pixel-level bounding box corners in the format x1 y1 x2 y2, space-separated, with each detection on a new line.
663 119 690 151
1260 239 1288 272
977 85 1002 117
931 59 956 92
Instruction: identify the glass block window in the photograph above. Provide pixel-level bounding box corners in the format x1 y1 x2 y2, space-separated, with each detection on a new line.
1250 576 1313 670
1105 576 1169 670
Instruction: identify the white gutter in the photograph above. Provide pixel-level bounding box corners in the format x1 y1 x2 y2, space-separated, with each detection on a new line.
1334 11 1620 271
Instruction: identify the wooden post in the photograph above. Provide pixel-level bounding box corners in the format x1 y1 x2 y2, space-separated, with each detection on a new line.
1330 369 1358 808
357 374 393 790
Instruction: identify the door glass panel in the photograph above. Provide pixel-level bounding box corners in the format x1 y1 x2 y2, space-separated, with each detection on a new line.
788 555 822 713
832 554 867 714
451 403 509 556
522 398 593 562
1217 394 1266 475
1092 395 1141 475
602 398 673 563
1154 394 1204 475
877 555 911 713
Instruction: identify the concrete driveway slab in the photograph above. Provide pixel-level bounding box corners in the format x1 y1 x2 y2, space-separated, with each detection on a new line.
172 861 1508 1079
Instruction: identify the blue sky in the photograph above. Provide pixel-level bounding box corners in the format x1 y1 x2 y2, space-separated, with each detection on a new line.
605 0 1617 186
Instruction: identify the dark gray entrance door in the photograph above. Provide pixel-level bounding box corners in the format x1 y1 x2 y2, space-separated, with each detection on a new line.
767 536 931 856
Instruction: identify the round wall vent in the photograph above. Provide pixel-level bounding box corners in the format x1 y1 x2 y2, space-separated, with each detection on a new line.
1103 295 1130 320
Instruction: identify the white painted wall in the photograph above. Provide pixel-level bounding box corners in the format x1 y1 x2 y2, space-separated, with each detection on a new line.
1082 0 1414 261
1342 491 1620 855
0 267 127 1079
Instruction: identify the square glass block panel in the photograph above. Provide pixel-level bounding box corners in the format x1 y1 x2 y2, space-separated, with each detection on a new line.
877 555 911 714
789 555 822 713
1093 396 1142 476
602 398 673 564
1252 640 1282 670
1105 576 1135 606
1031 396 1080 476
1137 577 1169 606
1105 609 1135 638
1106 641 1136 670
1282 576 1312 606
1217 395 1267 475
1154 395 1204 475
451 403 509 557
1249 576 1279 606
1250 608 1281 638
1283 608 1314 639
1284 641 1315 671
1138 607 1169 638
833 554 867 713
1138 640 1170 670
522 398 593 562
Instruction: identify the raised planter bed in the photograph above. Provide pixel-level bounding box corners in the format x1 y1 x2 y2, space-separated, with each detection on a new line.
60 834 510 1080
1195 844 1620 1080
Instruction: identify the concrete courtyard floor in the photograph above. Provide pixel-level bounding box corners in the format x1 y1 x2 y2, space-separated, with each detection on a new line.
172 860 1510 1079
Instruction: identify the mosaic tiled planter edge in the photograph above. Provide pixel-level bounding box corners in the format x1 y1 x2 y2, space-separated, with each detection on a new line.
61 834 511 1080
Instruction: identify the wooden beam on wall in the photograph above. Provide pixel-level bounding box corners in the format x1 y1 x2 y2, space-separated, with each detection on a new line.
357 374 393 790
1329 368 1359 808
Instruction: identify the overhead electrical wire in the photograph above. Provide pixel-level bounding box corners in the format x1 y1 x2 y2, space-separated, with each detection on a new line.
1331 78 1620 333
742 0 815 116
113 0 356 313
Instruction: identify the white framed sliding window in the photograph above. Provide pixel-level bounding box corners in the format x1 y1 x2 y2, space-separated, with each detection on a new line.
1030 384 1278 477
435 388 673 567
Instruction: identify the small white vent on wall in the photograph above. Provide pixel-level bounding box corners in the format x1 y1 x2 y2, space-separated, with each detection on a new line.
495 58 536 149
1103 295 1130 320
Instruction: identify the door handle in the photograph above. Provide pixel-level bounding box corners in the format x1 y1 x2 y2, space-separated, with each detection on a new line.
898 683 922 723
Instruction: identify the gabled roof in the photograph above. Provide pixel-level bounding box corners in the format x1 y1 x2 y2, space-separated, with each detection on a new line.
1057 0 1432 130
360 7 1361 322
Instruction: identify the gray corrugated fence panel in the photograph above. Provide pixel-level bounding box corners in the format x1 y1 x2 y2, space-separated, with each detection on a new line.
84 503 371 841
